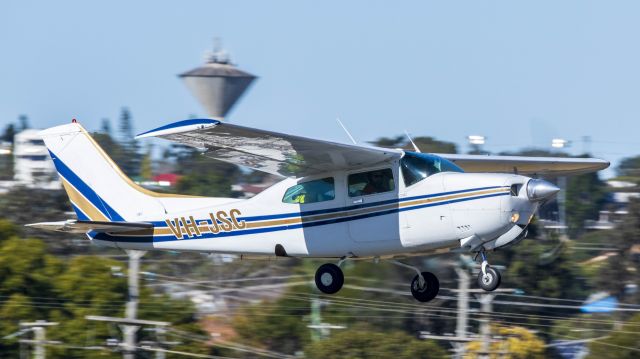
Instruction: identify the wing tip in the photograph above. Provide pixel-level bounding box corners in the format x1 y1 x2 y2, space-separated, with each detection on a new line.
136 118 220 139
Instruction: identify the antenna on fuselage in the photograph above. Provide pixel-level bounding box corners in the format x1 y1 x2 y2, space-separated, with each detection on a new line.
404 130 421 152
336 118 357 145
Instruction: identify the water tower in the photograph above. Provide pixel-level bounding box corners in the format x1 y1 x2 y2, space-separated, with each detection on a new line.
179 40 257 119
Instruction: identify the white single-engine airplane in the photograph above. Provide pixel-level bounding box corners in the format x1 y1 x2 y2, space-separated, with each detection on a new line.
29 119 608 302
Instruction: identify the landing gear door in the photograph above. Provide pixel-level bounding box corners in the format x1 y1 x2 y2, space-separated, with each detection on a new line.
346 167 400 243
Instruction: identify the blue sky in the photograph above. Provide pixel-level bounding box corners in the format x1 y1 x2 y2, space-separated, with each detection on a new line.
2 1 639 177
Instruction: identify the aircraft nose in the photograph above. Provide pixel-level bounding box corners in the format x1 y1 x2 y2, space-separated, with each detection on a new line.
526 179 560 202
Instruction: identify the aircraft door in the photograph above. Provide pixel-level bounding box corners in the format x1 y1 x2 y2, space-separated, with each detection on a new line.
345 167 400 243
399 174 454 246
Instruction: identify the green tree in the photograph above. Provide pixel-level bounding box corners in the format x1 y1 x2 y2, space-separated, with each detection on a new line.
0 219 17 242
18 114 29 130
140 144 153 180
587 314 640 359
304 326 447 359
113 107 142 178
593 198 640 299
493 238 587 334
92 128 141 179
166 145 241 197
47 255 126 358
0 189 74 248
136 293 212 357
0 124 15 180
0 238 63 355
370 135 458 153
100 118 112 135
234 285 312 354
1 123 16 143
411 136 457 153
118 107 134 142
565 172 607 237
616 155 640 178
0 237 62 300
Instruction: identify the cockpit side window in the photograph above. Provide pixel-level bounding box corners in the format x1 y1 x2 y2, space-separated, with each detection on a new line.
282 177 335 204
348 168 395 197
401 152 464 187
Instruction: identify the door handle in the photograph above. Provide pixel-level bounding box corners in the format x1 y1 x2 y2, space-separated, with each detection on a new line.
353 198 363 204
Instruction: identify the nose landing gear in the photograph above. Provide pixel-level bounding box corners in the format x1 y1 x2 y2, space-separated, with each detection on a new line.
477 251 501 291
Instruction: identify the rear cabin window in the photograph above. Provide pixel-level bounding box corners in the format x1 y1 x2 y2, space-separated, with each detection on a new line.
348 169 395 197
400 152 464 187
282 177 335 204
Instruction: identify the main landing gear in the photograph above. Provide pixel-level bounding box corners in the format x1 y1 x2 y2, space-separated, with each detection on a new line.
390 260 440 302
313 259 441 302
476 251 501 292
410 271 439 302
314 263 345 294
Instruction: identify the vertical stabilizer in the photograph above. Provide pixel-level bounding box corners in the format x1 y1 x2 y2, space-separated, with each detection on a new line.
40 122 167 222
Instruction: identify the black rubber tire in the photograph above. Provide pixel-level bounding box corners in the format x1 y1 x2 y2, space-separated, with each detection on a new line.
315 263 344 294
478 266 501 291
410 272 440 302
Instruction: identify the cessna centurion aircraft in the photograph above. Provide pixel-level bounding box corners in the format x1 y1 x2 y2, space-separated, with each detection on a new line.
29 119 608 302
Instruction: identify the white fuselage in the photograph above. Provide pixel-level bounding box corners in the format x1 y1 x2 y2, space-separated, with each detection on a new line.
91 160 538 259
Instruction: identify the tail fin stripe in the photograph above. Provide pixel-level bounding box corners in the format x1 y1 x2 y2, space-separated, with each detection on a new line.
60 178 110 221
49 150 124 221
71 204 91 221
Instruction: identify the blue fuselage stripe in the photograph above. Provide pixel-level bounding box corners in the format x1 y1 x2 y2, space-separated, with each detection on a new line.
148 185 505 227
93 192 509 243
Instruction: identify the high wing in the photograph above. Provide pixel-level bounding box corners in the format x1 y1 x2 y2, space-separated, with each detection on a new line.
136 119 402 177
436 153 609 176
26 220 153 234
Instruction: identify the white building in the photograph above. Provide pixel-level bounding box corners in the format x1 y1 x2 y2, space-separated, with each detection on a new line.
13 129 60 189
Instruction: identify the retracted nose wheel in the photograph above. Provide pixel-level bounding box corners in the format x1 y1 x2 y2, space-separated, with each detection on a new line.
410 271 440 302
315 263 344 294
478 266 501 291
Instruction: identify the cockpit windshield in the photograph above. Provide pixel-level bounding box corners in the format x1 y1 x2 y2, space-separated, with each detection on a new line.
400 152 464 187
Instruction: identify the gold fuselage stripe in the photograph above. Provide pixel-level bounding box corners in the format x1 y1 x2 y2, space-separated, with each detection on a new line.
113 187 509 238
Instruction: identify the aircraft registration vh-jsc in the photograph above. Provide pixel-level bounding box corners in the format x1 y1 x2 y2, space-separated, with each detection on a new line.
29 119 609 302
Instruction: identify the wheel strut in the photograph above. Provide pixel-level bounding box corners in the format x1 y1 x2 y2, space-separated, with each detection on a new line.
389 260 425 288
480 251 488 276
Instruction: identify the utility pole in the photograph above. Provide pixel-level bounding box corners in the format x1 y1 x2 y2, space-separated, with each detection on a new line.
155 327 166 359
308 281 345 340
453 267 470 359
86 316 170 356
476 293 497 359
557 176 567 236
309 296 322 341
86 250 154 358
124 249 146 359
18 321 59 359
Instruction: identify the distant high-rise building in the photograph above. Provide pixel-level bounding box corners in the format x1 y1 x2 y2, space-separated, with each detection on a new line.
13 129 60 189
179 41 257 119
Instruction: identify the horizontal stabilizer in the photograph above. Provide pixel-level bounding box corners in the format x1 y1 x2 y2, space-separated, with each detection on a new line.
25 220 153 234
